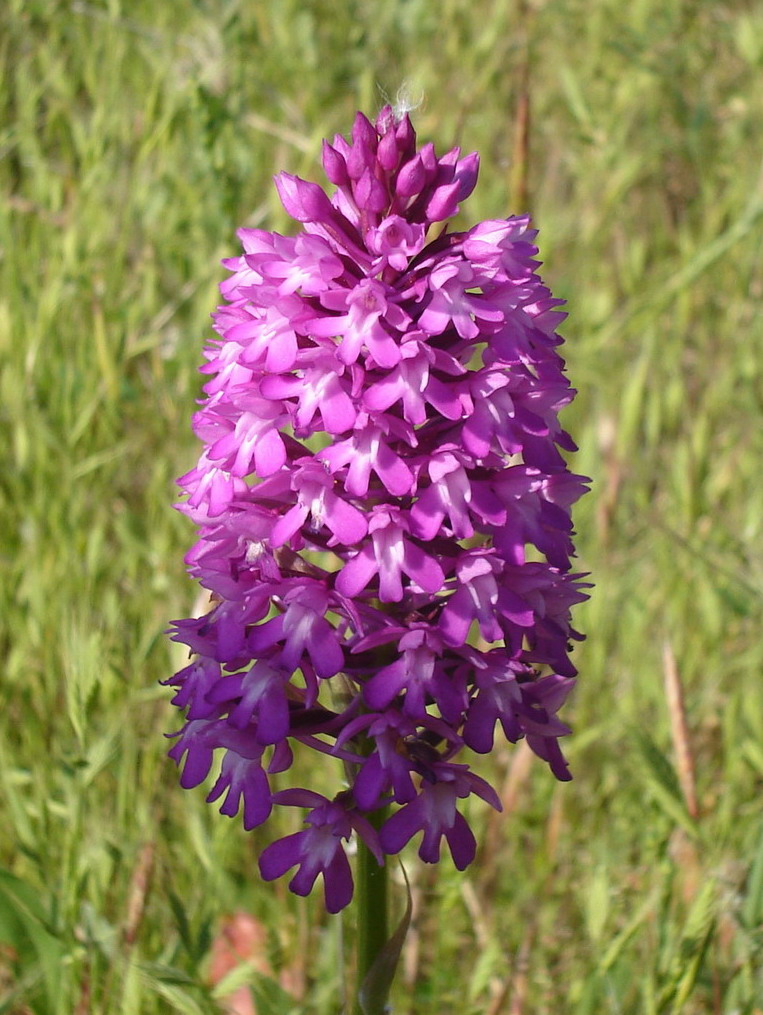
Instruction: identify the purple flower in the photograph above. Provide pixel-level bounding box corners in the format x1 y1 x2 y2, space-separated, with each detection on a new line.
166 107 589 912
206 749 272 830
259 791 382 914
336 507 445 603
379 763 501 870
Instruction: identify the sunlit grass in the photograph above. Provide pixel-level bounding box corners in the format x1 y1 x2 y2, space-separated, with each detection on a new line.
1 1 762 1012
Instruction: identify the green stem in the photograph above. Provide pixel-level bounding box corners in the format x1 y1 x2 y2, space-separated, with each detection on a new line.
354 806 388 1015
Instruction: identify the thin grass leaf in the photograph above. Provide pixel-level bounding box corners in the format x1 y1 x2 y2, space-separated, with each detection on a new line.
0 869 67 1015
245 972 302 1015
168 891 193 956
599 890 657 974
657 879 716 1012
631 730 700 840
741 817 763 932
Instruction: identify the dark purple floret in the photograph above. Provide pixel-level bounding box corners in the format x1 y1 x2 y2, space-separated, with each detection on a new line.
166 107 589 912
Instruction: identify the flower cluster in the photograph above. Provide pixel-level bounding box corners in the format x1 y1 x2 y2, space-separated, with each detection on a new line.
166 108 589 913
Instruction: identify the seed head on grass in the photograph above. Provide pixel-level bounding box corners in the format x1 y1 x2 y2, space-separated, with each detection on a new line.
166 107 589 913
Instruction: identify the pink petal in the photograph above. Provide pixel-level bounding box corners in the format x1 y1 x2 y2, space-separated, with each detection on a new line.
274 173 334 223
259 375 301 399
439 587 472 647
367 329 402 368
270 503 309 547
410 487 445 540
374 442 414 496
335 545 377 597
253 429 286 477
403 542 445 594
364 660 406 710
377 556 403 602
320 380 357 433
307 627 344 679
364 372 404 412
265 329 297 372
325 493 368 544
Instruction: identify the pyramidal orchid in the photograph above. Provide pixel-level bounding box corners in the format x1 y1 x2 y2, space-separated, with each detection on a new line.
166 107 589 918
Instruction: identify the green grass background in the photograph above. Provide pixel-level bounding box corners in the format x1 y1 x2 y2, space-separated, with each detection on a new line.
1 0 762 1012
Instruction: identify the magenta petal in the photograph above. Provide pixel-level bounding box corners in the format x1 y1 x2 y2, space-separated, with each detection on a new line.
353 756 386 810
403 542 445 594
445 811 477 870
377 128 399 171
466 771 503 811
377 559 403 602
274 172 334 223
305 313 347 338
374 443 414 496
417 302 449 337
345 450 373 497
425 376 465 419
355 168 388 214
265 329 297 372
259 832 304 881
418 823 442 864
527 735 572 781
367 330 402 368
321 381 357 433
364 372 404 412
322 141 349 185
439 587 472 646
178 746 214 788
254 429 286 477
426 180 461 221
289 862 321 898
271 503 308 547
259 374 301 400
307 628 344 679
335 545 377 597
205 672 244 706
395 155 425 198
500 590 535 627
462 696 496 754
256 688 289 745
410 487 445 540
325 494 368 544
323 849 354 914
454 151 480 200
364 659 406 710
379 800 423 855
248 615 285 653
273 788 327 808
240 768 272 829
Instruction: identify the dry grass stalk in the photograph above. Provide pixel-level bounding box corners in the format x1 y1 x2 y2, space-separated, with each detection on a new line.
461 878 491 951
123 841 156 947
662 640 699 820
403 864 437 1013
509 0 532 216
506 925 533 1015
